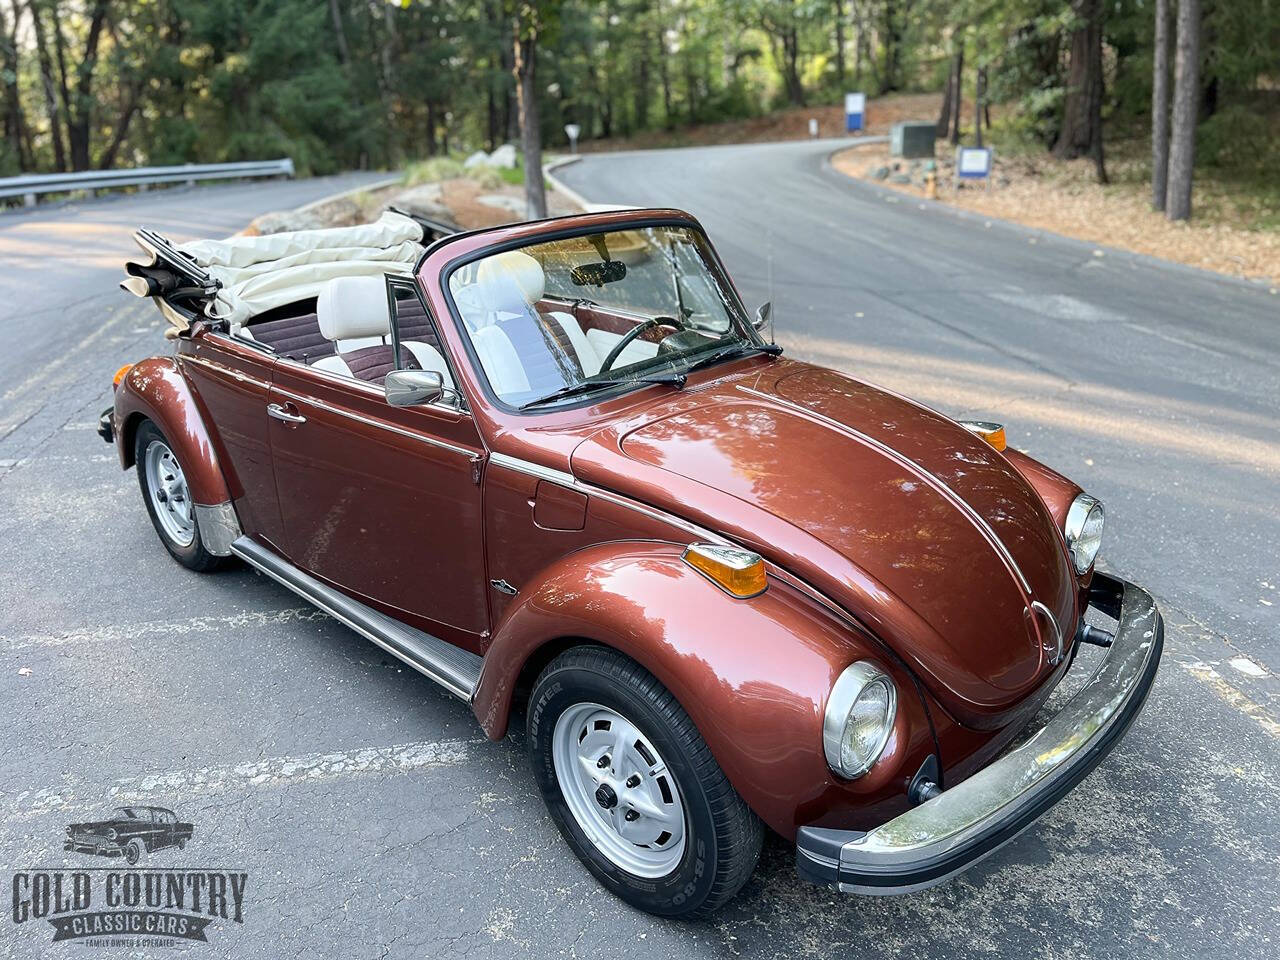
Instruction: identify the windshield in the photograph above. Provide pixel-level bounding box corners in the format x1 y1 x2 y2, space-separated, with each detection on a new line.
447 224 760 408
115 807 141 819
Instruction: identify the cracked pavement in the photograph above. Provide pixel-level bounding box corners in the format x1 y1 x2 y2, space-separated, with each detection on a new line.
2 148 1278 958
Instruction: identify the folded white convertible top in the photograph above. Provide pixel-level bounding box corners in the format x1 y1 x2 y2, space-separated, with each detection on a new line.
177 211 425 325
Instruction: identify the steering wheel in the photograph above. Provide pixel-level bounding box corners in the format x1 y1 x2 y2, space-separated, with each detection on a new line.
599 317 684 372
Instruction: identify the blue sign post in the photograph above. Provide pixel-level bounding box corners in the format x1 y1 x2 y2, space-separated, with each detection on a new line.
844 93 866 133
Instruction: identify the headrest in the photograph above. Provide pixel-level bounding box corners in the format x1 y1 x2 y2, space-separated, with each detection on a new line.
477 250 544 307
317 275 391 341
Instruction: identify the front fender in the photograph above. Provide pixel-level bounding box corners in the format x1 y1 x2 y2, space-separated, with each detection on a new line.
113 356 233 508
472 541 936 838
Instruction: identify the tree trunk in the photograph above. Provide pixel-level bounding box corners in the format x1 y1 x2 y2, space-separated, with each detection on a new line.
1 0 31 169
1165 0 1200 220
937 69 952 138
513 30 546 219
28 0 66 171
950 43 964 144
783 25 804 106
62 0 107 171
1053 0 1108 183
1151 0 1170 210
657 23 672 127
974 66 986 148
833 0 846 89
880 2 901 93
96 79 140 170
328 0 351 65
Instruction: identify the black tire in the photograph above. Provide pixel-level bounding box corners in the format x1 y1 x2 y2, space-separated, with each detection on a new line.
134 419 229 572
124 838 143 865
527 645 763 918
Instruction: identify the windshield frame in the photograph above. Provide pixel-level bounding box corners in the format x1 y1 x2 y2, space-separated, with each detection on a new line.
438 215 767 415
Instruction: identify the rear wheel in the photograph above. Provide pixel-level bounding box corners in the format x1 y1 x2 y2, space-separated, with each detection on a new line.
527 645 763 918
135 420 228 572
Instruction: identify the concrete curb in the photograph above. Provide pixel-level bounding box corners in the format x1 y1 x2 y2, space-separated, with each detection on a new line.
543 155 633 213
822 145 1278 295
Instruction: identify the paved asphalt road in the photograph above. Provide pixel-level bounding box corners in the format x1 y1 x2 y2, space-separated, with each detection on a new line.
1 148 1277 959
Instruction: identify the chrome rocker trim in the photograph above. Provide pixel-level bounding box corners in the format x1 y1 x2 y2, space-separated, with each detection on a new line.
230 537 483 701
796 572 1163 894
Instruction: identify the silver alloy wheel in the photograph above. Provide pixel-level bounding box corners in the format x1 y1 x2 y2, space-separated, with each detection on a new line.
552 702 686 878
144 440 195 547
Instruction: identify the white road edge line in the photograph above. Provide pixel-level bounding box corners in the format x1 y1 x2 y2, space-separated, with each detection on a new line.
11 738 478 819
2 608 331 651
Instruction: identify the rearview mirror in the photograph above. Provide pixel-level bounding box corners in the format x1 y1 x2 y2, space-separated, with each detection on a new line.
571 259 627 286
385 369 444 407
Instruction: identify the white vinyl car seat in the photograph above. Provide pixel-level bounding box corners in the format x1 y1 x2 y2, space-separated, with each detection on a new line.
312 275 454 388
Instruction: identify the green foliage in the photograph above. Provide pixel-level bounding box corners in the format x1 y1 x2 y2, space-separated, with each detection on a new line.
1 0 1275 188
404 157 465 186
1197 105 1277 174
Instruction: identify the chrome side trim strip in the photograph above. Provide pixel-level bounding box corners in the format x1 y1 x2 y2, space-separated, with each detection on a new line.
272 386 479 460
193 501 242 556
181 354 271 391
735 385 1033 595
231 537 483 701
488 451 575 487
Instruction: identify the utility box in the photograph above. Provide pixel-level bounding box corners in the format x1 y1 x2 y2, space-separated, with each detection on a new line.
890 122 937 159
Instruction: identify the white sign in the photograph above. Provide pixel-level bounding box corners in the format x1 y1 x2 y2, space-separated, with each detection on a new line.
845 92 866 132
564 123 581 153
808 118 819 138
956 146 993 179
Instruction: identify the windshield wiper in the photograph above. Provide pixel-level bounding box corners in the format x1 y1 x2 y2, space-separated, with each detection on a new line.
681 341 782 377
519 372 686 410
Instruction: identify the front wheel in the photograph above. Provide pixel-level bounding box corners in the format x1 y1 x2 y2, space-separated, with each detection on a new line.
527 646 763 918
134 420 229 572
124 839 144 866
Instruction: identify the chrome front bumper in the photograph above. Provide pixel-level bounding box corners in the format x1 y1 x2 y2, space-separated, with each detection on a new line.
796 572 1163 894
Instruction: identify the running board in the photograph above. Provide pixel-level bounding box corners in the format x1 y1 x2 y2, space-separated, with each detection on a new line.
231 537 483 701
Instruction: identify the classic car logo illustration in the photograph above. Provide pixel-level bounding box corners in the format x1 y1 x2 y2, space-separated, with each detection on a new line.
9 805 247 947
64 805 193 865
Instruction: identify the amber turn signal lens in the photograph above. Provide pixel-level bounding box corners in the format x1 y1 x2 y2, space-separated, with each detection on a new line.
958 420 1006 452
112 363 134 390
682 544 768 598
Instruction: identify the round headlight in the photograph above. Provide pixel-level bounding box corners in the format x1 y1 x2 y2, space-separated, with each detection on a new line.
1064 493 1105 575
822 661 897 780
106 829 117 840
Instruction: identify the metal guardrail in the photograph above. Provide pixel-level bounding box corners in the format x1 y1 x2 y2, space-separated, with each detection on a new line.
0 158 295 206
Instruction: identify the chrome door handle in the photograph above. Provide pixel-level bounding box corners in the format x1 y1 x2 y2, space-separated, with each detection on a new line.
267 402 306 424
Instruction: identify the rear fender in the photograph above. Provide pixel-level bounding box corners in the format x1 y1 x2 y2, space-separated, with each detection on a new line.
113 357 240 552
472 541 935 838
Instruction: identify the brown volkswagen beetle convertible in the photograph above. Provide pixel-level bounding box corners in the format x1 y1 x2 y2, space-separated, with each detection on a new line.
103 208 1162 917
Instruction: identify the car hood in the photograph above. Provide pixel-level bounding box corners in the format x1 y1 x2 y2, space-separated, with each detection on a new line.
570 360 1079 728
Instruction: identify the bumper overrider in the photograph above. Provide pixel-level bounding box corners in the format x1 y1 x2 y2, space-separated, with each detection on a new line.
797 572 1164 894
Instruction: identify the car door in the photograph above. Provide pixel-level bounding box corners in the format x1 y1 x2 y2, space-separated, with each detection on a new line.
266 278 489 653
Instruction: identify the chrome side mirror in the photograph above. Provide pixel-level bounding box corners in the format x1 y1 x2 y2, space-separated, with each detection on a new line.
385 369 444 407
753 301 773 341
